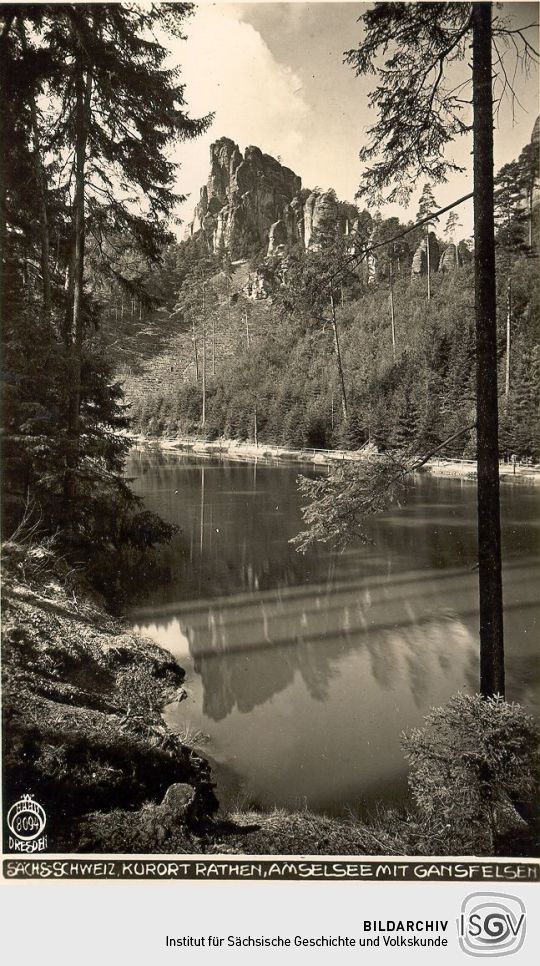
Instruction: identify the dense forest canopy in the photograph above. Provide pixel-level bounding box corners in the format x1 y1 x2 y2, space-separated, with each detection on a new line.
0 3 208 589
121 122 539 463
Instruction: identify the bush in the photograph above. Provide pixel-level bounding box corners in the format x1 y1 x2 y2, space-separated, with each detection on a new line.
402 692 539 854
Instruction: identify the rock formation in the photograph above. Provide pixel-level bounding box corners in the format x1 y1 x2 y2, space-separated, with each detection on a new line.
438 241 473 272
438 243 459 272
411 231 440 275
187 138 360 259
188 128 538 268
188 138 302 259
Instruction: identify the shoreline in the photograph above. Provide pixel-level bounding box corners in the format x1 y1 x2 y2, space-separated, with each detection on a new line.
3 469 535 856
130 433 540 483
0 548 426 856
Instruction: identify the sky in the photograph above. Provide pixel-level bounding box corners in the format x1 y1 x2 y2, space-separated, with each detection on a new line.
170 1 540 236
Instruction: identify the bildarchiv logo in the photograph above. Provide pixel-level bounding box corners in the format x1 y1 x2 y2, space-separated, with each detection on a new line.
7 794 48 852
457 893 526 957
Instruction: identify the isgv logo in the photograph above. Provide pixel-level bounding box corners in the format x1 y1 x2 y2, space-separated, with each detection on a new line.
7 794 47 852
457 893 526 957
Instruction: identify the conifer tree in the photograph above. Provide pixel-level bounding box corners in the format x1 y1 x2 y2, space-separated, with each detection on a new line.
1 4 208 562
416 184 439 299
303 1 538 697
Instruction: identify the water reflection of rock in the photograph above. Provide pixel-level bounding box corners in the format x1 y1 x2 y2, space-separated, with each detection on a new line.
138 568 487 722
127 452 539 727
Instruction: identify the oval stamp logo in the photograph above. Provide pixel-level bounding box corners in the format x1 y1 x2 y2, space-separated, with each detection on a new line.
7 794 47 851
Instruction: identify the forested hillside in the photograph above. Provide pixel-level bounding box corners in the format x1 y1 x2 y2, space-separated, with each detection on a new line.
111 125 539 462
125 256 538 459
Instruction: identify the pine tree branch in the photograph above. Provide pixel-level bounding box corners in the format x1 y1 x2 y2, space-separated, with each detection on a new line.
1 12 14 39
410 423 476 471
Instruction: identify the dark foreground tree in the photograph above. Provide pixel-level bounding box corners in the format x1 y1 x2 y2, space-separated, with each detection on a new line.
295 2 538 697
1 4 209 576
471 2 504 696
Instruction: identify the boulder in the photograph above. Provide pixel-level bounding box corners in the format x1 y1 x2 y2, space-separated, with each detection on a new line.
159 782 195 820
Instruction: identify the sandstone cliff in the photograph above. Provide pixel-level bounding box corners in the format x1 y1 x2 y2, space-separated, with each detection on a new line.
188 124 538 270
411 231 440 276
188 138 302 258
187 138 360 259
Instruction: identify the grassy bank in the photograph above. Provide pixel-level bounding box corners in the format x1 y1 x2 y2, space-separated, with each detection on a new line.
1 540 217 852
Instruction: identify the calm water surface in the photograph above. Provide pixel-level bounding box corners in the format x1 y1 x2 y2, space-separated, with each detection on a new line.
126 448 539 816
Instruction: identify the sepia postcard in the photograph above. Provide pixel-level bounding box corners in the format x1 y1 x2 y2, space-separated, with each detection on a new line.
1 5 539 939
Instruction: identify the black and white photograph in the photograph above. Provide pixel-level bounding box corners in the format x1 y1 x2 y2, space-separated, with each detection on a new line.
1 0 539 871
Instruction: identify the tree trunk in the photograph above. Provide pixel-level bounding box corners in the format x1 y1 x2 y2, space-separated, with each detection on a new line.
0 32 8 314
425 225 431 301
64 60 92 518
389 263 396 359
505 277 512 403
192 316 199 381
16 16 51 320
472 1 505 697
201 282 206 427
330 290 348 421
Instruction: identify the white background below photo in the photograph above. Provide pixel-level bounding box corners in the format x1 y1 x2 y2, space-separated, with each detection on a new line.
1 881 539 964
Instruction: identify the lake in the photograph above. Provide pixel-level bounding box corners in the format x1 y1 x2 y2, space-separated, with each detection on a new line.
126 447 539 817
